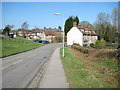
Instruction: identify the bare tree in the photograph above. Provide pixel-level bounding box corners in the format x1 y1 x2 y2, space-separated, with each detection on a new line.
58 26 62 31
2 25 15 36
94 12 111 40
34 26 39 29
6 25 15 29
97 12 110 28
21 22 29 30
111 8 118 31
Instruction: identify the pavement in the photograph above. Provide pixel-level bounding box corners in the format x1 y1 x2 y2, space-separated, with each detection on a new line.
2 43 62 88
39 47 69 88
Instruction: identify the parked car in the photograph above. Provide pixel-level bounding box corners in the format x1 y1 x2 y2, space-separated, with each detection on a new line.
34 40 42 43
42 40 49 44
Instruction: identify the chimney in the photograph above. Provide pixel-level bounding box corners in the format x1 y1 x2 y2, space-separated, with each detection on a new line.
78 23 81 29
73 22 77 27
87 25 91 29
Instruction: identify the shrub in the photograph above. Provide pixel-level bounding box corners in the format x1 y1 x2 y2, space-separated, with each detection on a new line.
95 49 118 58
73 43 80 46
83 44 88 47
90 43 95 48
95 39 106 49
72 45 117 58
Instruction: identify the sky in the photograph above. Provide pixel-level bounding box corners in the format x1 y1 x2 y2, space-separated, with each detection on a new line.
2 0 120 2
2 2 118 29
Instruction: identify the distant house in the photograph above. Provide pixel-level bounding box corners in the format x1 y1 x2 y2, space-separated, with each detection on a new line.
9 30 17 38
14 28 62 42
44 31 56 42
17 29 43 39
67 22 98 46
31 29 46 40
17 29 28 36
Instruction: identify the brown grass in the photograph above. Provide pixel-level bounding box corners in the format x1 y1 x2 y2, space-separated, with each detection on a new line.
72 45 118 59
69 47 119 87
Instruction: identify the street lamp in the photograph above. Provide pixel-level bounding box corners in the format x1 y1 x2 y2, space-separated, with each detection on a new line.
54 13 61 15
54 13 64 57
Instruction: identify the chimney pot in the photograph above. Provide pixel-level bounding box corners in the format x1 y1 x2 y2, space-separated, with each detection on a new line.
88 25 91 28
73 22 77 27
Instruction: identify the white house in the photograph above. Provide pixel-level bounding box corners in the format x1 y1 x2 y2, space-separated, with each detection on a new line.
67 22 98 46
67 27 83 46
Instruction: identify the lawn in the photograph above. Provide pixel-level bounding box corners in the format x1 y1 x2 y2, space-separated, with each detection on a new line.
60 47 118 88
1 38 43 57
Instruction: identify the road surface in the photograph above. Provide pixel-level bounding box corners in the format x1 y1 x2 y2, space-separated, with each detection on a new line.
2 43 62 88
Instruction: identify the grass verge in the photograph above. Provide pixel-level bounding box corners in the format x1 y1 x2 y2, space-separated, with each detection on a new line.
60 47 118 88
1 38 43 57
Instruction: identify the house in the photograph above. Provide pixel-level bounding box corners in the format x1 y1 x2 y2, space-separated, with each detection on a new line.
67 22 98 46
31 29 46 40
17 29 28 36
44 31 56 42
15 28 62 42
17 29 45 40
9 30 17 38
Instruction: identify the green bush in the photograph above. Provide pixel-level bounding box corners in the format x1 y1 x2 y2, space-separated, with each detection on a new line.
95 39 106 49
83 44 88 47
73 43 80 45
90 43 95 48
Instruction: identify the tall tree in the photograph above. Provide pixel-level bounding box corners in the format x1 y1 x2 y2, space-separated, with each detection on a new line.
104 24 111 42
58 26 62 31
21 22 29 30
64 16 79 35
2 25 14 36
111 8 119 43
64 17 74 35
111 8 118 31
110 26 118 43
94 12 110 40
74 16 79 25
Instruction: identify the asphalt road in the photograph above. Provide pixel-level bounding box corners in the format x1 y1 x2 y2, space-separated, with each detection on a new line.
2 43 62 88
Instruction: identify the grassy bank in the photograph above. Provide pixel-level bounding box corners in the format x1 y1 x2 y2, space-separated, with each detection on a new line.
1 38 43 57
60 47 118 88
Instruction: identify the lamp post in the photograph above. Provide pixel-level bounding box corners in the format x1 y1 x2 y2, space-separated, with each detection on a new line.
54 13 64 57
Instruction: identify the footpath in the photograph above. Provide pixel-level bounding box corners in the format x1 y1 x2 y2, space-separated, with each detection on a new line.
39 48 69 88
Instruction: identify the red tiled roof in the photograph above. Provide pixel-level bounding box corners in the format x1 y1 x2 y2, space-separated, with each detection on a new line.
78 25 97 36
44 31 56 36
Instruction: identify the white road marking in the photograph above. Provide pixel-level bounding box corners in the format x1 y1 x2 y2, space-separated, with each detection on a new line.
0 59 23 70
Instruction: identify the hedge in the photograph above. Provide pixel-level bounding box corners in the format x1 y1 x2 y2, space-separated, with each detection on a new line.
71 45 118 59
